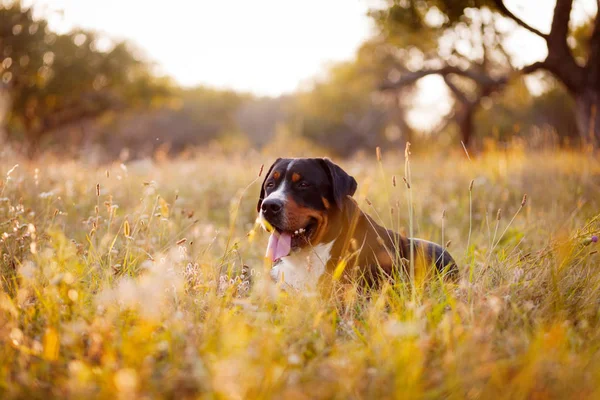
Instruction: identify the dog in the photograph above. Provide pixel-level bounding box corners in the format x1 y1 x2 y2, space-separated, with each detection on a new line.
257 157 458 291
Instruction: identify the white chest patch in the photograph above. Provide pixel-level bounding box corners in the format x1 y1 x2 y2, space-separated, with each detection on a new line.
270 241 333 291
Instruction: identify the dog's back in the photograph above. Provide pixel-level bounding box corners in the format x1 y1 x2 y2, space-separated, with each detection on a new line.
328 199 458 286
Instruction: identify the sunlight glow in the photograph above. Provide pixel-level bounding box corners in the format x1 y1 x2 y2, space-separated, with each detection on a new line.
27 0 373 96
23 0 598 131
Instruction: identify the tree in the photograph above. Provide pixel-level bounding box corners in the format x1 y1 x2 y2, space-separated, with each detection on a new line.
292 40 416 156
375 0 600 148
0 1 170 156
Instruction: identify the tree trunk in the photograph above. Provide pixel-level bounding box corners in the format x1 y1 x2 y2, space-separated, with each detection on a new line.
574 89 600 148
0 85 10 146
456 104 475 147
23 117 42 159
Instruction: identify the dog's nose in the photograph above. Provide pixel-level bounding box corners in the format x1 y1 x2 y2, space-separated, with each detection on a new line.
261 199 283 218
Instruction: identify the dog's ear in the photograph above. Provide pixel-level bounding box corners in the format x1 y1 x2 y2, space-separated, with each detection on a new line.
318 158 357 210
257 158 282 213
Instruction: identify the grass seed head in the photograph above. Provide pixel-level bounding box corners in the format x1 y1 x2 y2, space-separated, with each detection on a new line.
6 164 19 180
123 219 131 237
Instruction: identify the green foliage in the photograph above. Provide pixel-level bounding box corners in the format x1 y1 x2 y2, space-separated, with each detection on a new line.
570 16 596 64
178 86 250 133
0 1 170 151
473 82 579 143
367 0 599 148
368 0 496 50
292 41 410 156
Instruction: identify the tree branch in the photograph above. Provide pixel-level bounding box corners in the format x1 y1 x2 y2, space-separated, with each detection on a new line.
493 0 549 39
380 61 548 94
379 66 503 90
519 61 546 75
443 76 471 105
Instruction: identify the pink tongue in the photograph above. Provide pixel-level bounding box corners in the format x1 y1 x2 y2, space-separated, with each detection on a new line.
266 231 292 262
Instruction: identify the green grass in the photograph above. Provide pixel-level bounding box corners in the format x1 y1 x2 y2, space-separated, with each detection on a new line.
1 147 600 399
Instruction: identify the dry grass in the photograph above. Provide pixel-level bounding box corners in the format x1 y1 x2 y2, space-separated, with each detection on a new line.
1 145 600 399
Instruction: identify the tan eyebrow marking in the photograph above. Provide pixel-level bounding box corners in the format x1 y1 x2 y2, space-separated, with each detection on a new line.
292 173 301 182
273 171 280 179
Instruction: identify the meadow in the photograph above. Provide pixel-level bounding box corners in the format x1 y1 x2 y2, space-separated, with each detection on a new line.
1 144 600 399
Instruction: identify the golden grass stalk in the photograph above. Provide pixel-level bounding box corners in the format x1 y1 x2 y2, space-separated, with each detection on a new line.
404 142 415 298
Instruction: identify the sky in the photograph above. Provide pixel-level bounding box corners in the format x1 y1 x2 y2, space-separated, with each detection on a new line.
25 0 599 129
27 0 374 96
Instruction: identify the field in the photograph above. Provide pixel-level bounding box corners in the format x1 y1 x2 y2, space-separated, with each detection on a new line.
1 146 600 399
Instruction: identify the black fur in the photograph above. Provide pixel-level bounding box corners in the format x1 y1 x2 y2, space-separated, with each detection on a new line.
257 157 458 285
318 158 357 210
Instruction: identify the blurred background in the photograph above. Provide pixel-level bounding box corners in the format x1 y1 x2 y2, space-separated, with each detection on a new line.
0 0 598 161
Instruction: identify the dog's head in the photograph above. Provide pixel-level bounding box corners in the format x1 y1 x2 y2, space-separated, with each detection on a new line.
257 158 357 261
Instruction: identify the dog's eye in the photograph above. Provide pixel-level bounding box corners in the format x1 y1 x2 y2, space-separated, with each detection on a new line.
298 181 310 189
266 181 274 188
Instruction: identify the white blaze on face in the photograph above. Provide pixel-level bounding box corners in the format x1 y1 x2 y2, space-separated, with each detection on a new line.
263 179 288 204
260 179 293 262
259 179 289 230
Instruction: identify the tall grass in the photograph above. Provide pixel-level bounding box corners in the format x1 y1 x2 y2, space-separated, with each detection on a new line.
1 147 600 398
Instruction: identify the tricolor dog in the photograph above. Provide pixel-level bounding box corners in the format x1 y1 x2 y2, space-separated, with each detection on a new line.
257 158 458 291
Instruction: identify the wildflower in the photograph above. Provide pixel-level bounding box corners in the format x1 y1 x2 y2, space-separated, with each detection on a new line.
39 191 54 199
10 328 23 346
